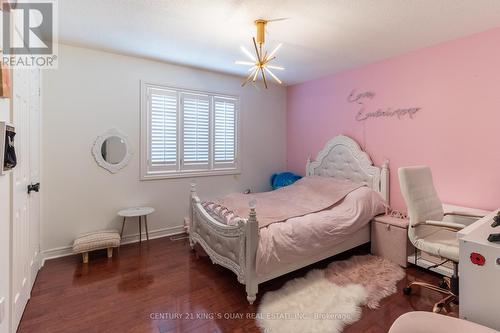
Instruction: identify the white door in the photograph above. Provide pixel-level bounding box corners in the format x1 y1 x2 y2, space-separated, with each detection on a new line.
11 68 31 330
11 67 41 330
28 69 41 290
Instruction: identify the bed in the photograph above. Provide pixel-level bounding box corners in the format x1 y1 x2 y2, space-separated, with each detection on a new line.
188 135 389 304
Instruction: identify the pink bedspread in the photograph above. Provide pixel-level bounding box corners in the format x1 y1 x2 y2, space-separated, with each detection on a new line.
218 176 365 228
256 187 386 276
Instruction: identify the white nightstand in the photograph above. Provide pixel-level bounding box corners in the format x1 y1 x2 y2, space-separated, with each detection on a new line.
118 207 155 242
371 214 414 267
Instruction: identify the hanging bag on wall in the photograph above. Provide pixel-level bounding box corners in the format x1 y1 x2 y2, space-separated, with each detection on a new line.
4 130 17 169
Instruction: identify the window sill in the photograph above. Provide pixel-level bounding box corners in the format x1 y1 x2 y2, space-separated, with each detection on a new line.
141 168 241 181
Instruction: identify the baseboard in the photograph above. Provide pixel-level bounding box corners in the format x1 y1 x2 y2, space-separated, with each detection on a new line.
120 225 185 244
41 245 74 263
41 225 185 266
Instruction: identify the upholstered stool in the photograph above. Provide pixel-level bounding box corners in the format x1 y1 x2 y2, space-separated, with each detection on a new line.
72 230 121 263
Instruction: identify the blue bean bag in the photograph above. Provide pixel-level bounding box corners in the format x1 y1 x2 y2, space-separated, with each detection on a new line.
270 172 302 190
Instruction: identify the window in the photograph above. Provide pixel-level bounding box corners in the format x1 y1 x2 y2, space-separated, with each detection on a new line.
141 83 240 179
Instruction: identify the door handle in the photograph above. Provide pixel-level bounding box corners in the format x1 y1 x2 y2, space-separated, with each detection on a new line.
27 183 40 194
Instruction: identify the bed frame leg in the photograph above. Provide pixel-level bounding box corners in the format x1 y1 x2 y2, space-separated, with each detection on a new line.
245 199 259 305
189 182 198 251
246 283 258 305
247 293 257 305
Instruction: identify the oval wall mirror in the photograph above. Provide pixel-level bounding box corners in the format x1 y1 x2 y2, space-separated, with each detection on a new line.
92 129 132 173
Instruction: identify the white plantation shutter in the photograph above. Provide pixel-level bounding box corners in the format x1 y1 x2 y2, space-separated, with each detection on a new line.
148 87 178 172
181 93 210 170
142 83 240 179
214 97 237 168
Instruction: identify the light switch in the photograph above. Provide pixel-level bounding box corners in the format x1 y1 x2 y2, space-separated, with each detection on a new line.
0 297 5 324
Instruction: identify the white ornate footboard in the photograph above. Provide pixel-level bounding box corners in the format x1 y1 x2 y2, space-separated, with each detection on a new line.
189 184 259 304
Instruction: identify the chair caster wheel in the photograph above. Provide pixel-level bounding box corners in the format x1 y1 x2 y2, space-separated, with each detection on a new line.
433 304 445 313
403 287 412 295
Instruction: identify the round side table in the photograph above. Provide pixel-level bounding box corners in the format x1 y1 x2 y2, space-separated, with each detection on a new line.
118 207 155 243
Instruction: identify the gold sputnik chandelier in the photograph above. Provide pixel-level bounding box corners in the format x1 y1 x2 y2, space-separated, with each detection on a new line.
235 19 284 89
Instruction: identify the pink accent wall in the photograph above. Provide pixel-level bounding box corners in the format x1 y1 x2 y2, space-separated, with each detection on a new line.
287 27 500 211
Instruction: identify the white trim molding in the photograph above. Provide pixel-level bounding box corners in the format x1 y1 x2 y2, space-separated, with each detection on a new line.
40 225 185 266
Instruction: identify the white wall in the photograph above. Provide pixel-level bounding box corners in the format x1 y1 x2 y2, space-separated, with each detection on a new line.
41 44 287 254
0 93 11 333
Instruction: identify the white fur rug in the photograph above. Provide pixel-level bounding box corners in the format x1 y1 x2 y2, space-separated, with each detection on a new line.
256 255 404 333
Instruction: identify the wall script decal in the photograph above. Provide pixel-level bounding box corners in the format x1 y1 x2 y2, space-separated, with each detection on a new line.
347 89 421 121
347 90 375 104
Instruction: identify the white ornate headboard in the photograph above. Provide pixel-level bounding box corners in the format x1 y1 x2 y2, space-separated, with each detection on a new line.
306 135 390 203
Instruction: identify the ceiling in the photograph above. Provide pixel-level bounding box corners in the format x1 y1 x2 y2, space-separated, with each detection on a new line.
59 0 500 85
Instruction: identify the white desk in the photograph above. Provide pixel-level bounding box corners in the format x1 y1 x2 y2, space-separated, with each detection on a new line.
458 209 500 330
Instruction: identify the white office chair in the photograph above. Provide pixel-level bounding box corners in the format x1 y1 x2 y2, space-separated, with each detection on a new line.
398 166 486 313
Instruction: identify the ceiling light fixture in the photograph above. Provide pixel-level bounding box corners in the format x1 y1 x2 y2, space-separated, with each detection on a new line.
236 19 284 89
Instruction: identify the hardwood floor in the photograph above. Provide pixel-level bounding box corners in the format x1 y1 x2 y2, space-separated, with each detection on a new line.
18 236 457 333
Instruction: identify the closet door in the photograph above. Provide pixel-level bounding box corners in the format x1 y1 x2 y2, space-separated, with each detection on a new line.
11 67 31 331
28 68 41 290
11 67 41 332
8 7 43 331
